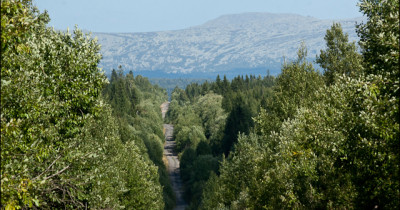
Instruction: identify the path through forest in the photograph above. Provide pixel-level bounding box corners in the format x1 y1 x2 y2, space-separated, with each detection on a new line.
161 102 187 210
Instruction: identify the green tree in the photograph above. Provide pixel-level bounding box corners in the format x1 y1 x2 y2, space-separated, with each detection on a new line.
351 0 399 207
180 148 197 183
357 0 399 84
201 1 399 208
1 1 167 208
222 93 254 156
171 86 189 105
185 155 219 208
316 22 363 85
103 71 172 209
200 134 265 209
175 126 207 153
1 1 106 205
196 141 212 156
194 93 227 141
255 44 324 136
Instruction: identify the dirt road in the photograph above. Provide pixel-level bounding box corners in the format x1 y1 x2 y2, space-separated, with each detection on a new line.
161 101 169 119
161 102 187 210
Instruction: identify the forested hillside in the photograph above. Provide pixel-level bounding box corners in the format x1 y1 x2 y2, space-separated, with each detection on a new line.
165 74 275 208
1 1 171 209
102 68 175 209
166 0 399 209
1 0 398 209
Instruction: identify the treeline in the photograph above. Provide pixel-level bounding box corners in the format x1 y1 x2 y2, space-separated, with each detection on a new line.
165 73 275 208
1 1 172 209
168 0 399 209
149 78 209 98
102 68 175 209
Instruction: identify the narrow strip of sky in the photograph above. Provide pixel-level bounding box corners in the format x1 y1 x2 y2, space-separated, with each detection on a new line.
33 0 362 33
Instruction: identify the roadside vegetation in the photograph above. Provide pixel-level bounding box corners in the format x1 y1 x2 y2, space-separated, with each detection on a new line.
1 1 171 209
1 0 398 209
167 0 399 208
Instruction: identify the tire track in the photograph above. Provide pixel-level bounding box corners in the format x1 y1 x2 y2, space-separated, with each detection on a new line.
161 102 187 210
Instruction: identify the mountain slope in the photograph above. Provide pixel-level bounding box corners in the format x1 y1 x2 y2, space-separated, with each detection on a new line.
94 13 364 75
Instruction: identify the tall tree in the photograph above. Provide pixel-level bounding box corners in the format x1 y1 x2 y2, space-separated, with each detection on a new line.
357 0 399 83
222 93 254 156
1 1 166 208
201 1 399 208
316 23 363 85
255 44 324 135
350 0 399 208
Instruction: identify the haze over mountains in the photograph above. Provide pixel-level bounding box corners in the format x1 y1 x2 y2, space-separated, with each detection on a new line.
94 13 364 77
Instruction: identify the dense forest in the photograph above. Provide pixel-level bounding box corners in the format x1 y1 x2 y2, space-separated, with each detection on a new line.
166 0 399 209
1 0 399 209
1 1 171 209
165 73 275 208
149 78 209 99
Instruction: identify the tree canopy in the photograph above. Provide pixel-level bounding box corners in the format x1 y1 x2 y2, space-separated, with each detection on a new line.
200 0 399 209
1 1 169 209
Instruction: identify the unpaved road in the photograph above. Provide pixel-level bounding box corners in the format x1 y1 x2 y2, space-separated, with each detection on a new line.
161 102 187 210
161 101 169 119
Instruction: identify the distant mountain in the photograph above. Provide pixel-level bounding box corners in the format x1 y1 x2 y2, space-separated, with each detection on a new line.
93 13 365 76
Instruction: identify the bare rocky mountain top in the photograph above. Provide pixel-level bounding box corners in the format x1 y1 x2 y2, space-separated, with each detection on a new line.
94 13 365 74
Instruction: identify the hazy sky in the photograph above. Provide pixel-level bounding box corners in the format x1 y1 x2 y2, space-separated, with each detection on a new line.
33 0 363 33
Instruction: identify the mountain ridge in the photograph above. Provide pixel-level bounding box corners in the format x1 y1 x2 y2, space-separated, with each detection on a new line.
94 13 365 76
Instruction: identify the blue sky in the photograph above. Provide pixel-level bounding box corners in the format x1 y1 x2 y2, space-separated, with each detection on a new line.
33 0 363 33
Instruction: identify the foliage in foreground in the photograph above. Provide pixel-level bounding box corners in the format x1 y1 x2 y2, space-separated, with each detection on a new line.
200 0 399 209
1 0 166 209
